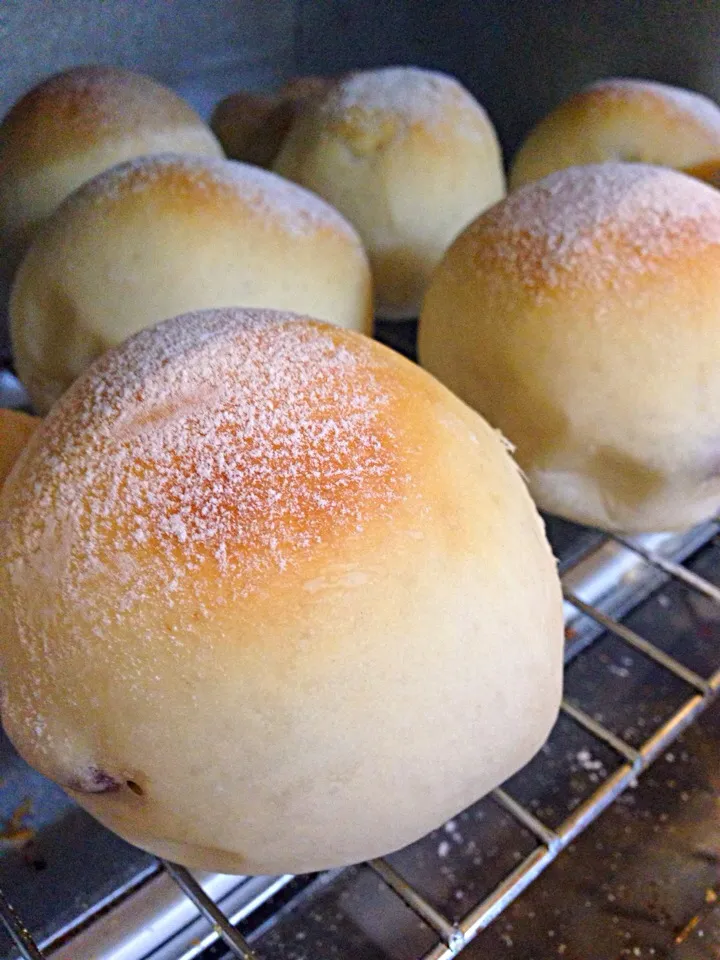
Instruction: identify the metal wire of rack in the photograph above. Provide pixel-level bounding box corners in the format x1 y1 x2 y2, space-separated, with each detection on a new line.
2 525 719 960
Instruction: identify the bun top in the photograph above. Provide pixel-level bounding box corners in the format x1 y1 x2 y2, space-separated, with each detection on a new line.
0 65 222 176
451 163 720 299
510 79 720 189
70 151 359 240
310 66 494 144
2 309 427 615
582 78 720 138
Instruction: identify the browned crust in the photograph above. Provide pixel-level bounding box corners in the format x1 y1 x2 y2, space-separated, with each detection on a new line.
211 75 338 167
0 65 210 174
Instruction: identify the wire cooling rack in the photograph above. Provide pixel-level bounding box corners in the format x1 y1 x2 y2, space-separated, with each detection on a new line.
2 520 719 960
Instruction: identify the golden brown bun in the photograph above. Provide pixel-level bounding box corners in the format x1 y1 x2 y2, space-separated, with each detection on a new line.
0 408 38 487
273 66 506 319
210 91 295 167
419 163 720 534
0 308 563 875
11 154 373 413
511 78 720 190
0 66 223 328
211 76 335 167
683 157 720 190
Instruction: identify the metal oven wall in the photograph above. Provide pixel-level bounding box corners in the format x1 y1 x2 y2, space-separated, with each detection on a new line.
2 0 719 157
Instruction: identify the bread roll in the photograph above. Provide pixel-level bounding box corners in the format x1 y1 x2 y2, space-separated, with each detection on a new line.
0 65 223 351
11 154 372 413
0 408 38 487
0 307 563 876
510 78 720 190
419 164 720 534
210 91 295 167
211 76 334 167
273 67 506 319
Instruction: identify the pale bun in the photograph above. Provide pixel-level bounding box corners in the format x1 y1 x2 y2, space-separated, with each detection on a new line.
211 76 335 167
0 65 223 348
0 307 563 875
274 66 506 319
420 163 720 534
0 408 38 487
11 154 372 413
511 78 720 190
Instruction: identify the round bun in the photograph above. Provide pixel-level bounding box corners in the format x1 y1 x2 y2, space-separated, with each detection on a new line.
419 163 720 534
11 154 372 413
0 66 223 342
211 76 334 167
0 307 563 876
210 91 296 167
0 408 38 487
273 67 506 319
510 78 720 190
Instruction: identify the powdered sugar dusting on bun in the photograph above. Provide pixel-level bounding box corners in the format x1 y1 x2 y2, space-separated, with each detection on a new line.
321 66 491 135
77 153 361 239
584 78 720 137
461 163 720 295
1 309 412 620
